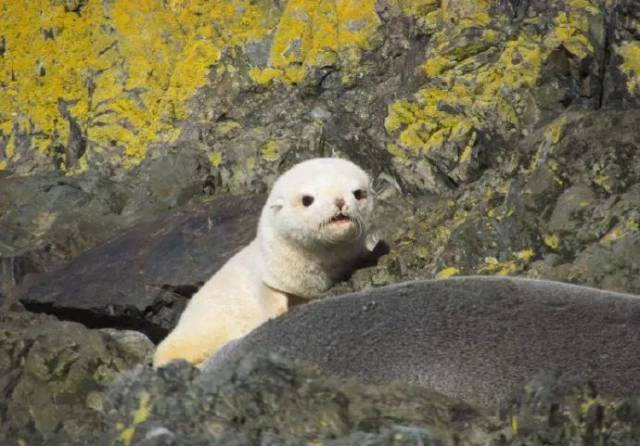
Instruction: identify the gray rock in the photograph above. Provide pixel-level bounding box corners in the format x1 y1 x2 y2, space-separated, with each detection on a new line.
204 277 640 409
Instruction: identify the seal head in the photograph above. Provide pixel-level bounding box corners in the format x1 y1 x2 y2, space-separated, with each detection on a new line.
258 158 374 297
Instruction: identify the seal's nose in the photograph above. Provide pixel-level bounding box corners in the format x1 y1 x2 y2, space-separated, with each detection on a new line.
335 198 345 210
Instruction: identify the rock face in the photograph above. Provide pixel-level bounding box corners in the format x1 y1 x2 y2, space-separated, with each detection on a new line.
17 194 263 342
205 277 640 409
1 1 639 300
0 148 212 301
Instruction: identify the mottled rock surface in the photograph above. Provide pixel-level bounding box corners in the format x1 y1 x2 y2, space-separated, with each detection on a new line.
101 355 640 446
0 311 154 446
103 356 484 445
0 148 212 300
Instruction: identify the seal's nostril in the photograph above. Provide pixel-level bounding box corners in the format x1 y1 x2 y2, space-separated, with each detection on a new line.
335 198 345 210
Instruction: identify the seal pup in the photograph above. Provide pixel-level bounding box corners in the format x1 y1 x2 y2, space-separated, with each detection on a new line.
153 158 374 368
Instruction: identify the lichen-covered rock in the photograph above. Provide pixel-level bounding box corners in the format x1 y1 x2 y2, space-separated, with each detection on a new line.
1 1 637 179
1 1 639 297
102 355 486 446
0 311 153 446
101 355 640 446
336 110 640 295
500 373 640 445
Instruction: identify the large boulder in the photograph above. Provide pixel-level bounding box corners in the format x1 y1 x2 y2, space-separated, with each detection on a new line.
17 194 263 342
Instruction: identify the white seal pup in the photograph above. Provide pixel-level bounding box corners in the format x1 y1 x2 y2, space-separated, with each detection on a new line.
153 158 374 368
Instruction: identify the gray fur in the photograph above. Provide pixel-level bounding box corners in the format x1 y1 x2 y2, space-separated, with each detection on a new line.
203 276 640 408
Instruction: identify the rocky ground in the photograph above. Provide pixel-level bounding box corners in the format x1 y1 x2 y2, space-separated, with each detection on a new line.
1 0 639 444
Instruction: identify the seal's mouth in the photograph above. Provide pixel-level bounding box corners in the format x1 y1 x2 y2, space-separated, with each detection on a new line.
329 213 352 224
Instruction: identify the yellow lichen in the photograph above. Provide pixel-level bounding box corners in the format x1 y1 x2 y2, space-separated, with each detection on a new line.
386 1 600 171
593 174 612 192
623 218 640 232
478 256 519 276
216 121 241 134
459 145 473 163
544 233 560 250
436 266 460 278
601 225 625 243
515 249 535 262
544 116 566 145
616 41 640 94
511 414 519 436
261 140 281 161
263 0 380 85
117 391 152 446
0 0 275 170
249 67 282 85
209 151 223 167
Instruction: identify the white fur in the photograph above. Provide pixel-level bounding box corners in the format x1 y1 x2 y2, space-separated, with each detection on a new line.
153 158 373 367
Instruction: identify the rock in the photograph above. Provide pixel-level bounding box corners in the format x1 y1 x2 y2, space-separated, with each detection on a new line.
356 110 640 296
0 310 153 446
0 149 211 303
603 0 640 108
204 277 640 409
102 355 486 446
17 194 263 342
500 372 640 445
101 354 640 445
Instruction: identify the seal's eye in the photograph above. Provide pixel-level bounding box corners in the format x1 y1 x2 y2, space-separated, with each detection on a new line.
301 195 314 207
353 189 367 200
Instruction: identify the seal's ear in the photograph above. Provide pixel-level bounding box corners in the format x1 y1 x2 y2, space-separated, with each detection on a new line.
270 197 284 213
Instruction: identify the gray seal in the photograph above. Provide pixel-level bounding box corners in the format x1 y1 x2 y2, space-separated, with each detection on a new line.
203 276 640 409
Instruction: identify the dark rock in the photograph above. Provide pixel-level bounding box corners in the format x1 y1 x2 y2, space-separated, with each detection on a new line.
355 110 640 296
602 0 640 108
204 277 640 410
17 194 264 342
0 147 212 305
500 372 640 445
